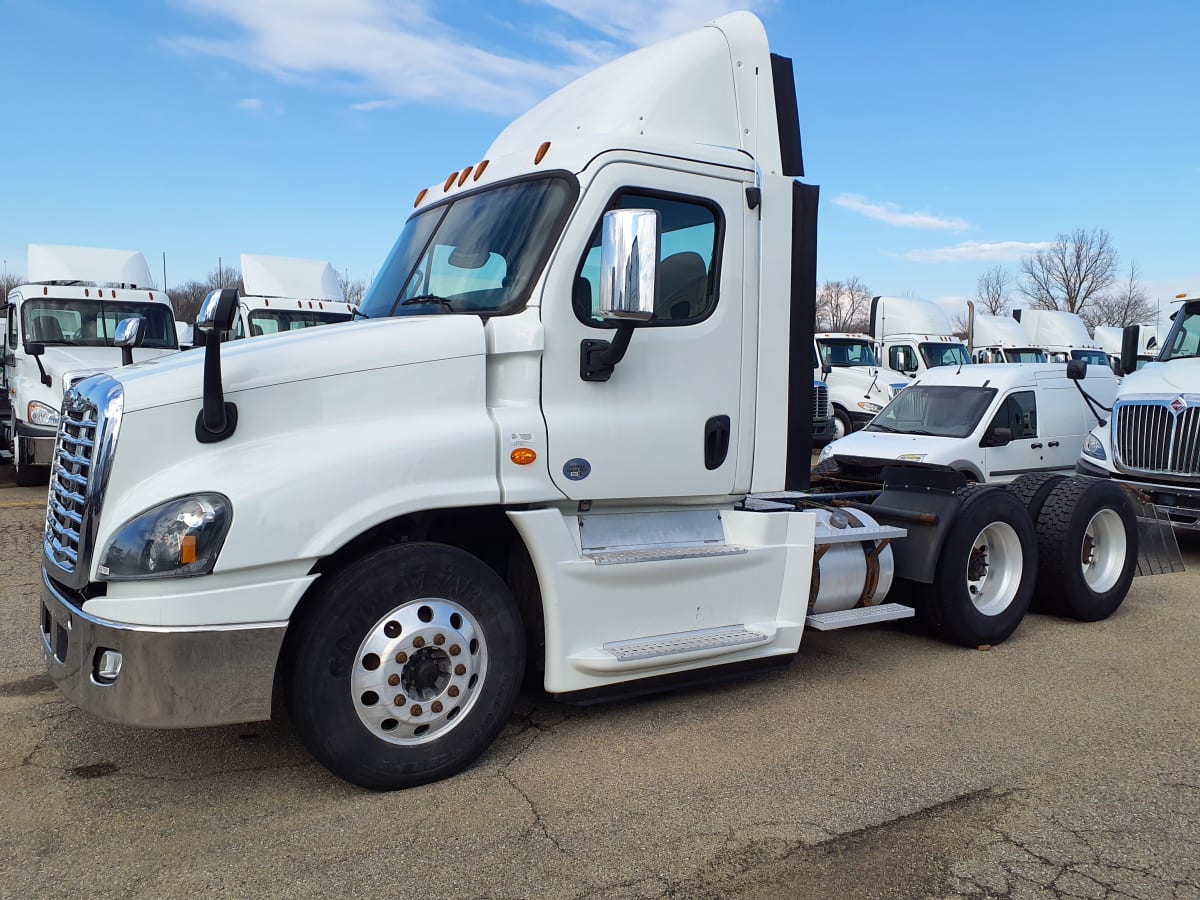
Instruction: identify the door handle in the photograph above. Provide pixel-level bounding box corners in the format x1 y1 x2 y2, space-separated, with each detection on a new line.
1048 441 1060 448
1030 443 1043 449
704 415 731 470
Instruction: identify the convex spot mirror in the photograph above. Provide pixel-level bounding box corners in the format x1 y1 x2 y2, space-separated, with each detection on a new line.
114 316 145 348
197 288 240 333
598 208 659 322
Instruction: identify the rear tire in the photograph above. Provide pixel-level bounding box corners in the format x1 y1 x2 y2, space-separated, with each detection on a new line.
1032 477 1137 622
286 542 525 790
922 486 1037 647
1005 472 1066 520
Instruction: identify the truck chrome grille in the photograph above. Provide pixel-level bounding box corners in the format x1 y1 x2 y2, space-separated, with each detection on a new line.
44 396 100 573
813 383 830 420
1113 398 1200 477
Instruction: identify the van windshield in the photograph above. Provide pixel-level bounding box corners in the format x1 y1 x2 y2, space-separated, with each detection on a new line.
1160 304 1200 362
919 342 970 368
360 175 576 318
818 338 877 367
22 299 178 349
866 385 997 439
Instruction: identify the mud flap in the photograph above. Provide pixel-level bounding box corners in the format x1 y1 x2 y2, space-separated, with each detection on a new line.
1126 489 1185 577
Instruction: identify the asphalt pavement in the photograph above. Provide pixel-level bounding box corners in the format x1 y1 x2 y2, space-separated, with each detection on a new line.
1 466 1197 898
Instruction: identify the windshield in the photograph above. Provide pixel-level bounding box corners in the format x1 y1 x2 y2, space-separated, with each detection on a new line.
1070 349 1109 366
1160 304 1200 362
241 309 352 337
919 342 970 368
360 175 576 318
1004 348 1047 363
818 338 878 367
21 299 177 349
866 385 997 439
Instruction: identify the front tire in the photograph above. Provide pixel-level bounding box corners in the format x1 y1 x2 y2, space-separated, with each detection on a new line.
286 542 526 790
921 486 1037 647
832 408 851 441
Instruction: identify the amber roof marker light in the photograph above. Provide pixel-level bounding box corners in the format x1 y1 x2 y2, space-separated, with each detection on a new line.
534 142 551 164
413 188 428 208
473 159 489 180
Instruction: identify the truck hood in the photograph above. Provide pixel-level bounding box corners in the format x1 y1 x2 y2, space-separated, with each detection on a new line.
1118 359 1200 396
821 366 909 396
111 316 487 413
827 429 962 463
38 345 175 387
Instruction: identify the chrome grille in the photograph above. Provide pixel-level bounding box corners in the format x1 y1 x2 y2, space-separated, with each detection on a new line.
813 383 830 420
44 395 100 572
1113 398 1200 476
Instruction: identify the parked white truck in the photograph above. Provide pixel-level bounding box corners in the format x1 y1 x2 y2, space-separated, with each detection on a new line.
1014 309 1108 366
814 332 909 439
223 254 355 342
1095 324 1161 374
3 245 178 484
869 295 970 378
968 309 1047 364
1078 294 1200 530
40 14 1151 790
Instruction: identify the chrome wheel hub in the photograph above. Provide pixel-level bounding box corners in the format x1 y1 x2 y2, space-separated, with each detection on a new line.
965 521 1022 616
1081 508 1126 593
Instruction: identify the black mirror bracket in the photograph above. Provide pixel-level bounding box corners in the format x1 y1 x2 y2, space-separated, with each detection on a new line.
194 327 239 443
24 342 51 387
580 322 637 383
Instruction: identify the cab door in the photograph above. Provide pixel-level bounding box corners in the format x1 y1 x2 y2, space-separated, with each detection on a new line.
539 162 748 500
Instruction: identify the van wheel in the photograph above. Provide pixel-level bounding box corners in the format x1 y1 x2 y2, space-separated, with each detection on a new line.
286 542 525 790
1032 478 1137 622
832 408 851 441
922 486 1036 647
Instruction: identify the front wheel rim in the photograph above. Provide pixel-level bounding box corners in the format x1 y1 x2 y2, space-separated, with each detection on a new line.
965 521 1023 616
352 598 488 746
1081 508 1126 593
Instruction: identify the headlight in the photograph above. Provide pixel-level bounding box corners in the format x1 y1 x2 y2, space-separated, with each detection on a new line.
898 453 927 462
819 444 835 462
1082 434 1106 461
27 401 60 428
857 401 883 413
98 494 232 581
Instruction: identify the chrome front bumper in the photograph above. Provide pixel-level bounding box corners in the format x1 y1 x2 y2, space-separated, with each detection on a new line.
40 568 287 728
16 425 56 466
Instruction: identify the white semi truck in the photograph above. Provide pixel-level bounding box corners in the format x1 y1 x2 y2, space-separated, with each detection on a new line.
1014 309 1108 366
224 254 355 342
1095 324 1161 374
813 332 909 439
2 245 178 485
869 295 971 377
1078 294 1200 530
40 14 1151 790
967 308 1047 364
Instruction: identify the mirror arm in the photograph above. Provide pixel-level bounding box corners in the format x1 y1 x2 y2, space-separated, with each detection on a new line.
195 328 238 443
579 322 638 383
34 355 51 388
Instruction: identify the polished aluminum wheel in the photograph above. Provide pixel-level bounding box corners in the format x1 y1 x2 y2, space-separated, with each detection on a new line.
965 521 1023 616
1080 508 1126 593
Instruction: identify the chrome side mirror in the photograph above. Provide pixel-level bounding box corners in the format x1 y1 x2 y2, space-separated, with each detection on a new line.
197 288 240 334
115 316 145 366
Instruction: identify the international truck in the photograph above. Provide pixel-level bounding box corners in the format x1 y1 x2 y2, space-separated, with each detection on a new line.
1014 309 1108 366
2 245 178 485
967 307 1047 364
1078 293 1200 530
868 294 971 377
39 13 1151 790
813 332 909 439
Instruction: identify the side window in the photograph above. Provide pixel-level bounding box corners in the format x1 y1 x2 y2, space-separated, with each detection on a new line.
889 344 917 373
6 306 16 350
575 191 721 326
987 390 1037 439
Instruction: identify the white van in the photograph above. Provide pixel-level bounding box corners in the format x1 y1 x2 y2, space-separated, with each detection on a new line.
869 295 971 377
819 363 1118 483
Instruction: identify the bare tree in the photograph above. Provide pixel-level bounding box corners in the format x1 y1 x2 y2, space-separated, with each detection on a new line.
950 312 969 339
1018 228 1118 318
338 274 369 306
1 272 24 299
975 266 1013 315
167 266 244 323
1083 261 1156 330
817 276 872 332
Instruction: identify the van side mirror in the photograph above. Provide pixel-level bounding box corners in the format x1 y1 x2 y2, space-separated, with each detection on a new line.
984 425 1013 447
1120 325 1140 377
115 316 146 366
580 208 659 382
1066 359 1087 381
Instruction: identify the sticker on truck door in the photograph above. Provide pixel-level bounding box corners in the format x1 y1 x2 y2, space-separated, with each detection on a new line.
563 458 591 481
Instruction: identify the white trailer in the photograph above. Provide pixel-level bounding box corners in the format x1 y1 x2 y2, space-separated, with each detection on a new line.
39 14 1159 790
869 295 971 377
1015 309 1108 366
2 245 178 484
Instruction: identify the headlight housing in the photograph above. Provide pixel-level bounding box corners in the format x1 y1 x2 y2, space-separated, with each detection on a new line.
27 401 60 428
857 401 883 413
1082 433 1106 461
98 494 232 581
898 453 927 462
819 444 836 462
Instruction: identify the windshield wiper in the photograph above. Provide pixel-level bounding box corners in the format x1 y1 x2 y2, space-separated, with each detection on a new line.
867 423 899 433
400 294 454 311
350 307 371 319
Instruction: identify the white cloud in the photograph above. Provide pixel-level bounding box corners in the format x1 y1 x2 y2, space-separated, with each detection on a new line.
897 240 1055 264
235 97 263 111
833 194 972 231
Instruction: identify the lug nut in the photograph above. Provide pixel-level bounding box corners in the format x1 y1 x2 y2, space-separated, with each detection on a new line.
449 644 461 656
395 651 408 664
434 633 446 646
454 664 466 676
413 636 426 649
410 704 423 716
431 701 443 713
387 674 400 686
394 694 405 706
448 685 460 698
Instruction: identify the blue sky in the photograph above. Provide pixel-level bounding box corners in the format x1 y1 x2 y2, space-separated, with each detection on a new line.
1 0 1197 320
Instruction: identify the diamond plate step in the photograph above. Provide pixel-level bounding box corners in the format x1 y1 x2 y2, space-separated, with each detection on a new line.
603 625 768 661
805 603 915 631
585 544 747 566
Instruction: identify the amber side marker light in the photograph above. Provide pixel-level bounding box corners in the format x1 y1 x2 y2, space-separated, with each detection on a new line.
511 448 537 466
180 535 198 566
534 141 551 164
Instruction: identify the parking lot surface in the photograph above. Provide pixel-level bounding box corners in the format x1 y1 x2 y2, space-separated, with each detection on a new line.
1 467 1197 898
